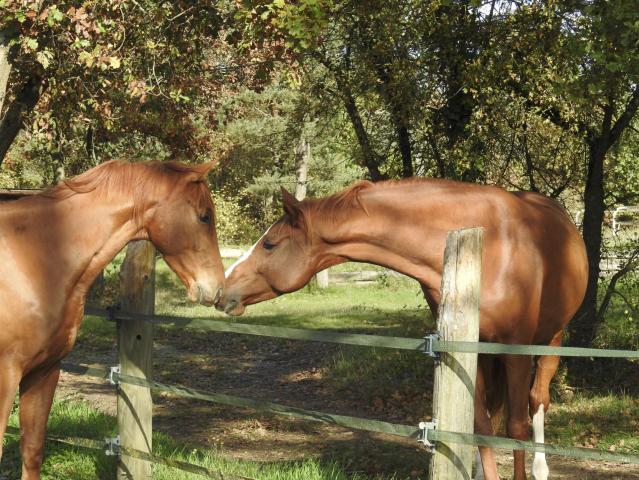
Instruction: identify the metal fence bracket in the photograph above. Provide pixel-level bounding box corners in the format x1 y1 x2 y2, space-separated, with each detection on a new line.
108 365 121 385
423 333 440 359
418 419 437 449
104 435 120 456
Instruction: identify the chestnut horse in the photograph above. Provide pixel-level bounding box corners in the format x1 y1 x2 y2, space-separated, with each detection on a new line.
0 160 225 479
216 179 588 480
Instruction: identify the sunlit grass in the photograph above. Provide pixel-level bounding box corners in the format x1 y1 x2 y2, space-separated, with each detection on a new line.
154 256 429 333
547 393 639 454
2 399 384 480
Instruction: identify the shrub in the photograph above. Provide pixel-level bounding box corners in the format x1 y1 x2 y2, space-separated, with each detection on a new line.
213 189 258 245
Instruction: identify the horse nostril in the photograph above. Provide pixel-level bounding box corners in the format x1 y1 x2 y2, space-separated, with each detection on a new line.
214 288 222 305
196 285 204 304
224 299 238 314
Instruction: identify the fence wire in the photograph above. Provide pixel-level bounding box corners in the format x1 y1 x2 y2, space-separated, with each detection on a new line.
59 361 639 466
85 307 639 358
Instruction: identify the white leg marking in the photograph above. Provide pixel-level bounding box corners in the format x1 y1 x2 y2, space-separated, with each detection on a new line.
473 448 485 480
224 229 270 278
532 404 549 480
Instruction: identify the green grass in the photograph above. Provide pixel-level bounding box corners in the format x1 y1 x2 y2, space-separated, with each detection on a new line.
3 400 116 480
75 316 117 351
155 256 429 333
4 393 636 479
546 393 639 454
2 399 378 480
594 272 639 351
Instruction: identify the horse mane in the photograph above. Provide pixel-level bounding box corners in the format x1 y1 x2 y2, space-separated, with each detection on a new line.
298 177 440 221
40 160 211 224
297 180 374 227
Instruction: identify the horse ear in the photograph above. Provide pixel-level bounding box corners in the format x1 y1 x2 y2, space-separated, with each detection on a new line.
281 187 304 227
192 159 217 180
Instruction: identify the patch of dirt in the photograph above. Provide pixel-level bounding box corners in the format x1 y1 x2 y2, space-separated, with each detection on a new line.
494 450 639 480
57 329 639 479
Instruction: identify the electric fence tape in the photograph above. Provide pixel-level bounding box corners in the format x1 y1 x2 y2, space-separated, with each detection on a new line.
60 362 639 465
85 307 639 358
4 425 254 480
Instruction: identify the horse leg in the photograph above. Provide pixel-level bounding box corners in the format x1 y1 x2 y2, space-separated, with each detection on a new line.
474 362 500 480
505 354 534 480
474 449 485 480
528 331 562 480
19 364 60 480
0 365 21 462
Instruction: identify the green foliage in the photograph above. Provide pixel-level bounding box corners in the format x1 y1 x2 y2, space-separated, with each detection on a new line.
236 0 332 52
1 0 257 175
214 188 258 244
596 273 639 351
209 77 364 231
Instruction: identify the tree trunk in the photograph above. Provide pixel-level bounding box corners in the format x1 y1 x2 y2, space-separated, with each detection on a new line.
294 135 309 201
396 122 413 178
0 40 11 115
0 75 46 165
314 51 385 181
294 133 329 289
341 89 385 181
569 92 639 347
570 140 606 347
375 66 413 178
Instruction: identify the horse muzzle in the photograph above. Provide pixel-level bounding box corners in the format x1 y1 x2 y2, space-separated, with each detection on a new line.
189 283 222 307
213 292 246 316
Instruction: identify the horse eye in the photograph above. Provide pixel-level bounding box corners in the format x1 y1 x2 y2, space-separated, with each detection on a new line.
199 211 212 225
263 240 276 251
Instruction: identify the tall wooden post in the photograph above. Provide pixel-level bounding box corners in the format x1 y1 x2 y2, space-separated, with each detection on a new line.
117 241 155 479
429 228 483 480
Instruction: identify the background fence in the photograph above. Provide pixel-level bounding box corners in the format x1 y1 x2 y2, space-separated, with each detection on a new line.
5 226 639 479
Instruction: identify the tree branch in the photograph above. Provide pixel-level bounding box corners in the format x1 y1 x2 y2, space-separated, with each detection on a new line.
609 87 639 146
0 75 46 165
596 247 639 325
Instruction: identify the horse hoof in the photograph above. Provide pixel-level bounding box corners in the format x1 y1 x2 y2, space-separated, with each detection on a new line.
532 455 549 480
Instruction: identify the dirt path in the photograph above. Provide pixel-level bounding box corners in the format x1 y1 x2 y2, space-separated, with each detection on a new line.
57 330 639 479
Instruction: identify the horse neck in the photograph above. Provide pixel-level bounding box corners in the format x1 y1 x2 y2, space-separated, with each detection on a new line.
18 189 146 298
314 186 449 288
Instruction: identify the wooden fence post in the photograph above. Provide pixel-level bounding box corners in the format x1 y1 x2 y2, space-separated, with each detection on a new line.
316 269 329 289
117 240 156 479
429 227 483 480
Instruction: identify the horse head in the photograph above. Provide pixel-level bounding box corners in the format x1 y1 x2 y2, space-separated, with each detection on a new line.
145 161 225 306
216 188 320 315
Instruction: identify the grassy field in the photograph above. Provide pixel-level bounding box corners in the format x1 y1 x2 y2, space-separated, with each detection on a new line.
2 252 639 479
2 400 375 480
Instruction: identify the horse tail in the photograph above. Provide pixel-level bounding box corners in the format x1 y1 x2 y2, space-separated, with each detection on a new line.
480 355 508 433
